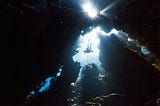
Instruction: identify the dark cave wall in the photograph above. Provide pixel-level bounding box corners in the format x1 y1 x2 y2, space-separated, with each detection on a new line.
113 0 160 55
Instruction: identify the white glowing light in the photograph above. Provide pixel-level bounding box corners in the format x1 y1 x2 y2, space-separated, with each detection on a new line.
72 27 119 69
100 11 104 15
73 27 100 67
110 28 119 35
82 2 98 18
89 26 92 29
98 28 119 36
128 38 133 42
100 1 119 17
73 26 117 84
81 30 84 33
72 26 122 84
100 6 110 15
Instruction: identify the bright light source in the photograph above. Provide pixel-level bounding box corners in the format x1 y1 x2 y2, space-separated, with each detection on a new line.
82 2 98 18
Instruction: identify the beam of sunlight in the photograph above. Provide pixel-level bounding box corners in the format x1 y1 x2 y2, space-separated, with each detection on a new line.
70 27 121 105
73 27 101 68
100 1 119 17
72 27 120 84
82 1 98 18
